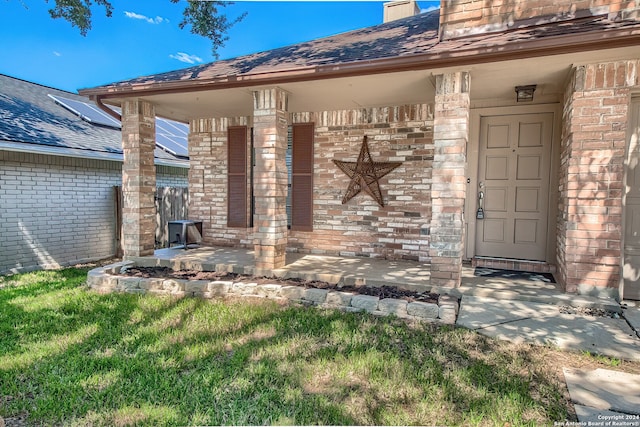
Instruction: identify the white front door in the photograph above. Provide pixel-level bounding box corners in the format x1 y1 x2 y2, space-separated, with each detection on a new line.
475 113 553 261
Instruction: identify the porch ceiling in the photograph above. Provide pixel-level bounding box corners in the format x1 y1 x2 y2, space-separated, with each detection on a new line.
103 46 638 123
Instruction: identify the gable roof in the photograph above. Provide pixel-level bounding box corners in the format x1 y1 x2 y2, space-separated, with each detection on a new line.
0 74 188 168
80 9 640 98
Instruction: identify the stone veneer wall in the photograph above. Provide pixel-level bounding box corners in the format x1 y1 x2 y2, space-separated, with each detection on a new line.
290 104 434 262
188 117 252 248
558 60 640 295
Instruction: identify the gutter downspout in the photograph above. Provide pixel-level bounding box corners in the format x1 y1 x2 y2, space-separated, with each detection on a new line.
94 95 122 121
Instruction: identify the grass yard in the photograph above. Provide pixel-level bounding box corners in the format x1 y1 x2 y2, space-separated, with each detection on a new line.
1 268 636 426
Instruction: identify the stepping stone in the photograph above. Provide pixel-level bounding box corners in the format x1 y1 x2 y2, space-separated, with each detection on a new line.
563 368 640 415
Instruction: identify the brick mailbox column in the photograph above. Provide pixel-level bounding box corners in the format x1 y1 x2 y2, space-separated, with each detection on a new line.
429 71 470 288
252 88 289 273
121 99 156 258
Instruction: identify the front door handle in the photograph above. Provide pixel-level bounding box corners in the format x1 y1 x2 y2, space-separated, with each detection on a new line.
477 183 485 219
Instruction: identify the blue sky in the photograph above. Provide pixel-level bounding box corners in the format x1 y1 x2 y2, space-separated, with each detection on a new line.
0 1 439 93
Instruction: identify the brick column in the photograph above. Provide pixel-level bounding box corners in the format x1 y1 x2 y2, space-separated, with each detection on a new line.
121 99 156 258
558 61 639 295
429 71 470 288
252 88 289 273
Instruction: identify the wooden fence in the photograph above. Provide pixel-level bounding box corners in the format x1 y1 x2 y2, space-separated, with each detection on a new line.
113 186 189 255
155 187 189 248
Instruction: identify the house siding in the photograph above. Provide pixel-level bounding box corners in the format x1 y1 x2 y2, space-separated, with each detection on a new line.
186 104 433 262
156 164 189 187
0 151 188 275
290 104 434 261
558 59 640 296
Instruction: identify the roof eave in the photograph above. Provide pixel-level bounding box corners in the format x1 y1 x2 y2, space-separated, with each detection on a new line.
79 25 640 100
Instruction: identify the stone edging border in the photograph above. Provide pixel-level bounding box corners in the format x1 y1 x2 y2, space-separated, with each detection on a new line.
87 261 459 324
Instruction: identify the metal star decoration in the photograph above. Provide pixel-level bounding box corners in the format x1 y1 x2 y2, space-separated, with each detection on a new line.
332 136 402 207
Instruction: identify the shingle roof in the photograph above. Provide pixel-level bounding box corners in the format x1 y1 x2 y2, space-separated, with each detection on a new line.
0 74 188 165
83 10 640 94
117 10 441 86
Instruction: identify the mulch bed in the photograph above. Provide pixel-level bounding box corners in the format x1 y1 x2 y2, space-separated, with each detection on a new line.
121 266 440 304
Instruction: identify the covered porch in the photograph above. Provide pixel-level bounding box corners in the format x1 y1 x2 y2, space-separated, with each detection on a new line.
80 5 640 300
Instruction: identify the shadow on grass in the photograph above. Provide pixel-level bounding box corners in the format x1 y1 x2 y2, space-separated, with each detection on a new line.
0 269 569 426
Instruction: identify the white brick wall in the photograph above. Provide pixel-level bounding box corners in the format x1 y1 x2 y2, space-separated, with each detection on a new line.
156 165 189 187
0 151 188 275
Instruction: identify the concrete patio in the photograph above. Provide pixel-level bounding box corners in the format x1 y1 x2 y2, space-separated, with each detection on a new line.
145 245 433 291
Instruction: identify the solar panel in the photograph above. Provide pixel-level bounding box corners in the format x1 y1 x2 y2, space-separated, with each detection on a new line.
157 117 188 136
48 94 121 129
156 134 189 157
156 117 188 158
49 93 189 159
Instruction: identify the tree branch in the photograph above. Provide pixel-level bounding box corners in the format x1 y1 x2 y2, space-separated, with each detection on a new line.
47 0 113 36
171 0 246 58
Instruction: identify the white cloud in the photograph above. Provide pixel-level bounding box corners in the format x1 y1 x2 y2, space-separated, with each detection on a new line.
124 11 167 24
53 51 62 57
421 6 439 12
169 52 204 64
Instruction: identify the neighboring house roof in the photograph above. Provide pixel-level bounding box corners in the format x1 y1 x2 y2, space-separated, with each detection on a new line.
80 9 640 97
0 74 189 168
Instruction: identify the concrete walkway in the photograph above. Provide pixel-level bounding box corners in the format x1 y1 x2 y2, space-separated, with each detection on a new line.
456 296 640 361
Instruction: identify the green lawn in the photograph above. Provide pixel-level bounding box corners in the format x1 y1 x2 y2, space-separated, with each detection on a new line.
1 268 570 426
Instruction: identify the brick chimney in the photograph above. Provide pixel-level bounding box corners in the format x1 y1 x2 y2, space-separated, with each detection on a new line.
439 0 639 41
383 0 421 23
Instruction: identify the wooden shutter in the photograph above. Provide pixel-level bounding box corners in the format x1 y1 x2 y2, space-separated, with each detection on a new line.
291 123 314 231
228 126 247 228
